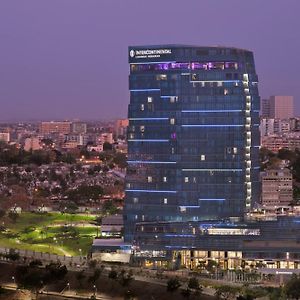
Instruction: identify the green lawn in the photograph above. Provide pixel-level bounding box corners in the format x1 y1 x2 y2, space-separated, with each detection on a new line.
0 212 99 256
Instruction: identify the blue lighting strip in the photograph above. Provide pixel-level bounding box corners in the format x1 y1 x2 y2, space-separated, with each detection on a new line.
199 198 226 201
182 110 242 113
126 189 177 193
181 125 244 128
183 169 243 172
128 139 169 142
161 95 177 98
165 246 190 249
127 161 176 164
165 234 195 237
130 89 160 92
191 80 241 83
129 118 169 121
179 205 200 208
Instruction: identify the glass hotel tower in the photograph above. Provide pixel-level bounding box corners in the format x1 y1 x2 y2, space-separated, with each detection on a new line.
124 45 260 243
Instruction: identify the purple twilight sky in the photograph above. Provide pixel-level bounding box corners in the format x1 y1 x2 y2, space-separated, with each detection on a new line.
0 0 299 121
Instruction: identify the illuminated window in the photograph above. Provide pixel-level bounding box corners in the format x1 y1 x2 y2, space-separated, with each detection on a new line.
180 206 186 212
140 125 145 132
147 176 153 183
170 118 175 125
156 74 167 80
170 96 178 103
147 97 153 103
184 177 189 183
171 147 175 154
133 197 138 204
224 89 229 95
163 176 167 182
233 147 237 154
164 198 168 204
140 104 145 111
201 154 206 161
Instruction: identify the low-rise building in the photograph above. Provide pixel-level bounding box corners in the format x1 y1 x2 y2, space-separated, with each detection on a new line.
101 214 123 237
0 132 10 143
261 168 293 207
24 137 41 151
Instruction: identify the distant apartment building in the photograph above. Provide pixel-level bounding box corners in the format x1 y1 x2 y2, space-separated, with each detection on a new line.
261 98 271 117
99 133 113 144
87 145 104 152
262 133 300 152
71 122 87 134
114 119 128 138
261 168 293 206
64 134 84 146
0 132 10 143
24 137 41 151
290 118 300 131
260 118 291 136
39 121 71 135
261 96 294 119
269 96 294 119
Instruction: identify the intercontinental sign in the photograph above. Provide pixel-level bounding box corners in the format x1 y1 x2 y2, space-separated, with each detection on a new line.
130 48 172 59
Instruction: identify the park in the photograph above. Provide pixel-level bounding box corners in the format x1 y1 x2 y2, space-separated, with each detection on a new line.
0 212 99 256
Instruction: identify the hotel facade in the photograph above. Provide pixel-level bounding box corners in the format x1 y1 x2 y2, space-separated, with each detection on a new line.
123 45 300 271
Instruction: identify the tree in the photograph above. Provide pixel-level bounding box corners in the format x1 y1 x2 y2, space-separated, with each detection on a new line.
88 268 103 283
8 211 19 223
118 269 134 287
0 209 5 219
44 262 68 282
29 259 43 267
113 153 127 169
6 249 20 261
188 277 201 291
15 265 44 291
181 288 191 298
102 200 118 215
278 148 297 163
215 285 240 300
76 270 86 288
103 142 113 151
167 277 181 292
108 269 118 280
285 274 300 300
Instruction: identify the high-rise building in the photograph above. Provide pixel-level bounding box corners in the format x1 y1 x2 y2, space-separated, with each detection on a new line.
269 96 294 119
124 45 260 242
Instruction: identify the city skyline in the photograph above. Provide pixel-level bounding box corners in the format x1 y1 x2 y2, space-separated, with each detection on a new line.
0 0 300 121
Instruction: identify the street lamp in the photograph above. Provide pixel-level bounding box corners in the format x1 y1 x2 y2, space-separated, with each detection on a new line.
93 284 97 296
12 276 15 285
79 248 82 260
67 282 70 292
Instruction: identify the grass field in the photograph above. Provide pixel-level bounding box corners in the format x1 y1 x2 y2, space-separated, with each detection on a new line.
0 212 99 256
